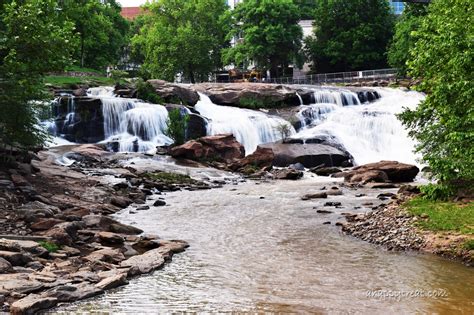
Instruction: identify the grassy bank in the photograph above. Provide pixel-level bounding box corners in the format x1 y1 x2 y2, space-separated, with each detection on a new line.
404 197 474 257
44 75 117 87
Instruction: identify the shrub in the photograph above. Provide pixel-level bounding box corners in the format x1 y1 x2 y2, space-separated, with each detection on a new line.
165 108 189 145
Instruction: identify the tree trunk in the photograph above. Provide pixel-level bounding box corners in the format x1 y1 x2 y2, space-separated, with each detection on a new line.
80 34 85 68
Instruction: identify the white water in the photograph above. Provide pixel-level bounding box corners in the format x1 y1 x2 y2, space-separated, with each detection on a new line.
195 93 295 155
292 88 425 165
86 87 172 152
312 89 360 106
99 96 172 152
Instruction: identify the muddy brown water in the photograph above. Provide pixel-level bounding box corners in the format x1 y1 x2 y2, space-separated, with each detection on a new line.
56 175 474 314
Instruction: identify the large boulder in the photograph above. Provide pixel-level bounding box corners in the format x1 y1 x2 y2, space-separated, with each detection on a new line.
147 80 199 106
229 146 274 174
170 134 245 162
344 161 420 183
260 142 352 168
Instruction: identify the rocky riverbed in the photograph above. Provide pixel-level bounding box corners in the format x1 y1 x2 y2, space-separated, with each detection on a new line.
0 138 472 313
0 144 226 314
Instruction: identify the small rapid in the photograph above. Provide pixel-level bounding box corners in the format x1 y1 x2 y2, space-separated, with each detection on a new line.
195 93 295 154
292 88 425 165
88 88 172 152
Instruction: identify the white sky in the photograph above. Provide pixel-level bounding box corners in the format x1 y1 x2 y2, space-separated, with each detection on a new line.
117 0 147 7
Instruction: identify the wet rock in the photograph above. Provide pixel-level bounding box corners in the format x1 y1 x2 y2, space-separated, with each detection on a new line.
136 205 150 211
25 261 44 271
17 202 60 223
0 251 32 266
147 79 199 106
301 192 328 200
110 196 134 208
11 174 29 187
365 182 398 189
42 283 103 303
170 134 245 162
310 167 342 176
109 223 143 235
317 209 333 214
377 192 396 200
153 200 166 207
84 248 125 264
326 187 343 196
0 257 13 273
229 146 274 174
260 142 352 168
95 273 128 290
97 232 125 245
398 185 421 195
30 218 64 231
344 161 419 183
272 168 304 180
324 202 342 207
355 193 366 197
10 295 57 315
323 221 331 225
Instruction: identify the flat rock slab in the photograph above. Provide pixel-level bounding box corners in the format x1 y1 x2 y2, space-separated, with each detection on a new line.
10 295 57 315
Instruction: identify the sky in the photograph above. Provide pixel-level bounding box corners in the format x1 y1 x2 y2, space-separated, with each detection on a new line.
117 0 147 7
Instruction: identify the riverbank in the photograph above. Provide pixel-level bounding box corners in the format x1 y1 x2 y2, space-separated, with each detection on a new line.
0 145 218 314
342 191 474 266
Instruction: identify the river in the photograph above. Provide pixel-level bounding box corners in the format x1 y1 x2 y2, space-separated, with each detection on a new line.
56 175 474 313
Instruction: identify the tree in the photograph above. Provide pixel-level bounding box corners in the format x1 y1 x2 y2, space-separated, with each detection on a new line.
61 0 129 70
294 0 317 20
305 0 395 73
223 0 303 78
165 109 189 145
0 0 75 151
399 0 473 199
388 3 428 75
133 0 229 83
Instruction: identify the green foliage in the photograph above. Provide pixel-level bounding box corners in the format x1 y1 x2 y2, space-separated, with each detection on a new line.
294 0 317 20
420 183 456 201
145 171 196 185
0 0 75 151
238 97 265 109
133 0 229 83
404 197 474 234
275 122 292 139
165 109 189 145
388 3 428 75
110 69 128 84
399 0 474 197
38 241 60 253
61 0 129 69
135 79 164 104
305 0 395 73
463 240 474 251
44 75 118 88
223 0 303 77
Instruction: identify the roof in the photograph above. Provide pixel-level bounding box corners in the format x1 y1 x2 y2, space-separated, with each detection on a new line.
121 7 143 20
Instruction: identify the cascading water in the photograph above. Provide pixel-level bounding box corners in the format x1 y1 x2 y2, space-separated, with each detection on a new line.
94 91 172 152
195 93 295 154
312 89 360 106
292 88 425 165
87 86 115 97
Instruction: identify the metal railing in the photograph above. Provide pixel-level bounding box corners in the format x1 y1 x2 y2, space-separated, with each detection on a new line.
266 68 399 85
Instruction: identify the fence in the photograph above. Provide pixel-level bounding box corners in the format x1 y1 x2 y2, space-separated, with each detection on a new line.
266 68 399 85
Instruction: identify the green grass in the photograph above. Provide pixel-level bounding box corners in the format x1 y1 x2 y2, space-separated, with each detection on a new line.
44 75 124 88
404 197 474 234
145 172 197 185
38 241 60 253
463 239 474 250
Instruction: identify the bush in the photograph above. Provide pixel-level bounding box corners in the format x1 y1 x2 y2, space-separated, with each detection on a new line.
135 79 164 104
165 108 189 145
38 241 60 253
275 123 293 139
399 0 474 198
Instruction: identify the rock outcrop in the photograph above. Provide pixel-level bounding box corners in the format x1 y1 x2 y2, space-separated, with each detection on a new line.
147 80 200 106
260 142 352 168
170 134 245 162
194 82 313 107
342 161 420 184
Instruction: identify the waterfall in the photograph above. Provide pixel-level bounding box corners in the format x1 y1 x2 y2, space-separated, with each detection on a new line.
87 86 115 97
99 96 172 152
312 90 360 106
195 93 295 155
291 88 425 165
296 92 303 105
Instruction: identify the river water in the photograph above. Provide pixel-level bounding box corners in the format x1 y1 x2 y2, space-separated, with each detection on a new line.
58 175 474 314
